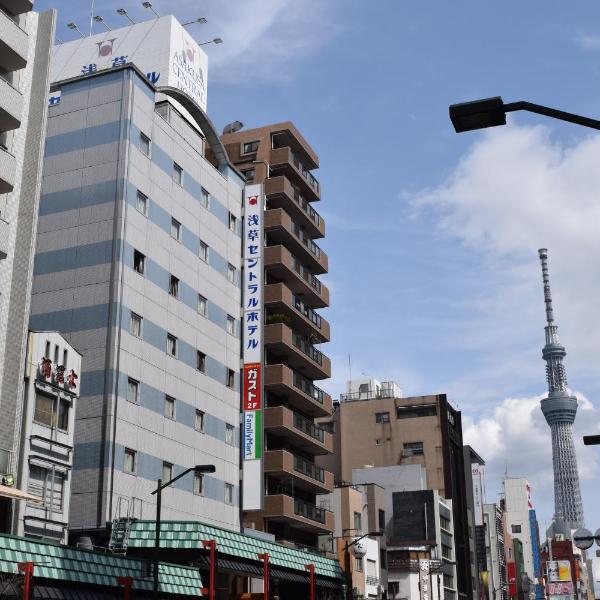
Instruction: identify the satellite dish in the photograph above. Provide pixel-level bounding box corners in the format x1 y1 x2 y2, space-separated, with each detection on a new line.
350 538 367 559
573 528 594 550
222 120 243 134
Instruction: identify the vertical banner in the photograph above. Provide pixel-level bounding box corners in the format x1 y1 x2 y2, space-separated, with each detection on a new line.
419 560 430 600
242 184 264 511
472 464 484 526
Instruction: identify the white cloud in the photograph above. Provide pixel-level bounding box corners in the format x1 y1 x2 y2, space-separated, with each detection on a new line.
575 33 600 51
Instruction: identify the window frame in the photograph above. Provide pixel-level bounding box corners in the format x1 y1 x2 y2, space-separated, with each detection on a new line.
375 411 390 424
130 312 143 338
166 333 178 357
162 461 173 482
136 190 148 216
124 448 137 474
173 161 184 186
164 395 176 420
224 482 234 505
200 187 210 208
195 409 205 432
171 217 182 242
127 378 140 404
139 132 151 157
169 274 180 298
197 350 206 373
194 472 204 496
133 250 145 275
403 441 424 457
199 240 209 262
226 314 235 336
225 423 235 446
226 368 235 389
197 294 207 316
227 263 236 284
228 212 237 233
242 140 259 154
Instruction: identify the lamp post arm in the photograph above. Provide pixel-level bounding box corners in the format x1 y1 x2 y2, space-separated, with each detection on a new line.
151 467 195 494
504 101 600 131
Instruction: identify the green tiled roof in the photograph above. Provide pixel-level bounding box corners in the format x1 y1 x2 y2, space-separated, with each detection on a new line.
127 521 343 580
0 533 202 596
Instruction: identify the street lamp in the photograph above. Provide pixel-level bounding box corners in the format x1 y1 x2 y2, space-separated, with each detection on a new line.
67 22 85 38
116 8 136 24
584 435 600 446
150 464 216 599
142 1 160 17
199 38 223 47
93 15 111 31
182 17 208 26
449 96 600 134
342 531 384 600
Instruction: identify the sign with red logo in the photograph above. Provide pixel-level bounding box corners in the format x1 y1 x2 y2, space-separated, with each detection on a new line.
243 363 261 412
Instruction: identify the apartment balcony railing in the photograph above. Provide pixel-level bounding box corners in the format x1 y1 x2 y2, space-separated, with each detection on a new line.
290 150 320 195
293 454 325 483
293 411 325 444
293 294 322 329
292 331 323 366
292 256 321 293
293 371 325 405
294 497 327 525
292 221 321 258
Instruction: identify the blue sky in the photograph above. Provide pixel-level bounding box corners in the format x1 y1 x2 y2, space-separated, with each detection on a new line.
39 0 600 529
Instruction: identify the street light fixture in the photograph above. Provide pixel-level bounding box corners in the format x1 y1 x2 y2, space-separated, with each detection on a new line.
142 1 160 17
449 96 600 133
199 38 223 47
116 8 136 24
150 464 216 599
67 22 85 38
583 435 600 446
182 17 208 26
93 15 111 31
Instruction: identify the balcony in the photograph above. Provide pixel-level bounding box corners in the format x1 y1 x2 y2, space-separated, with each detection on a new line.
264 449 334 494
265 322 330 379
265 176 325 239
263 405 333 455
265 364 332 418
269 147 320 202
0 75 22 132
0 0 33 15
0 217 9 259
265 283 330 342
264 208 328 274
0 145 16 193
261 494 335 534
265 245 329 309
0 8 28 72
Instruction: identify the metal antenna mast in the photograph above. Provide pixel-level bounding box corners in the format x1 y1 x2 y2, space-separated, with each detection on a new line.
537 249 584 528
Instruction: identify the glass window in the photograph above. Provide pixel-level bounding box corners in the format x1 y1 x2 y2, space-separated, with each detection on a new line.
194 472 204 495
379 509 386 531
512 524 522 534
226 315 235 335
242 141 259 154
130 312 143 338
354 557 363 572
173 162 183 185
127 378 139 404
224 483 234 504
227 263 236 284
164 395 175 419
57 399 69 431
169 274 179 298
199 240 209 262
198 294 207 316
225 423 234 446
197 350 206 373
229 212 237 232
171 218 181 241
380 549 387 569
27 465 65 511
34 393 55 427
195 410 205 432
139 132 151 156
375 412 390 423
354 511 362 532
226 368 235 388
124 448 136 474
162 461 173 482
200 187 210 208
166 334 177 357
136 190 148 215
396 404 437 419
403 441 424 456
133 250 145 275
241 169 255 182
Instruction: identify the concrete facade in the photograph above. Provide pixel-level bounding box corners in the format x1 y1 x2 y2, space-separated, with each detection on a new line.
503 479 535 582
0 4 55 531
483 503 507 600
30 66 244 538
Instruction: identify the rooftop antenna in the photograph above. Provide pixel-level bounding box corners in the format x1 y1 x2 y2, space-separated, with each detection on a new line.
116 8 136 24
142 1 160 17
93 15 112 31
67 22 85 38
89 0 94 35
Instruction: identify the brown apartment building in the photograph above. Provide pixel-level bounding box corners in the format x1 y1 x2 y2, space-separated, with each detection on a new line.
221 123 334 550
317 379 472 600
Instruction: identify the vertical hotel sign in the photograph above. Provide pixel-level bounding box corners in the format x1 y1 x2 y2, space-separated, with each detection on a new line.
242 184 264 511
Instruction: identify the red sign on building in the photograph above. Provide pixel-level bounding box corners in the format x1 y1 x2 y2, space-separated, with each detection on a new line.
507 562 517 599
243 363 262 411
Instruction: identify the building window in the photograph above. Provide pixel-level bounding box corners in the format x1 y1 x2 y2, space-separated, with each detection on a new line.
375 439 382 446
194 472 204 495
440 515 451 531
195 410 205 432
166 333 177 357
171 218 181 241
380 549 387 569
354 557 363 572
378 509 386 531
227 263 236 284
27 465 65 511
228 212 237 232
403 441 424 456
162 461 173 482
197 351 206 373
136 190 148 215
139 132 151 156
130 312 143 338
173 162 183 185
241 168 255 182
199 240 209 262
226 368 235 388
226 314 235 335
442 545 452 560
124 448 137 474
375 412 390 423
396 404 437 419
511 524 522 534
367 559 377 580
224 483 234 504
133 250 145 275
443 574 454 589
164 395 175 420
200 187 210 208
225 423 235 446
33 393 69 430
127 378 139 404
198 294 207 316
354 511 362 532
242 141 259 154
169 274 179 298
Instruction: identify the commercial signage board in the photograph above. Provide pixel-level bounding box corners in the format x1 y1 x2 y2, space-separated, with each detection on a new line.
472 464 484 526
547 582 573 595
51 16 208 111
241 184 264 511
419 560 430 600
547 560 572 582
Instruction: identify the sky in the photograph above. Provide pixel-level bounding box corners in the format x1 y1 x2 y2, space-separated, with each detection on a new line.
37 0 600 530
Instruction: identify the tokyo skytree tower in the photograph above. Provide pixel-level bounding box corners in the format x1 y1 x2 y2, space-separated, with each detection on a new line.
538 249 584 528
